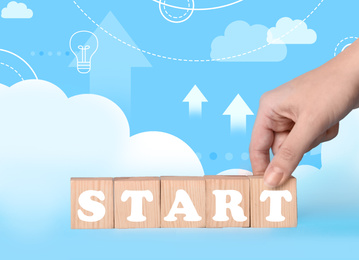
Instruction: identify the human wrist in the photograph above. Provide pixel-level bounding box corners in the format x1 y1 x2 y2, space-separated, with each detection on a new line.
327 40 359 109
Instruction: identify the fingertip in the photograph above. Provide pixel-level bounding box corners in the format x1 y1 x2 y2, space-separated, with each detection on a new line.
264 167 284 188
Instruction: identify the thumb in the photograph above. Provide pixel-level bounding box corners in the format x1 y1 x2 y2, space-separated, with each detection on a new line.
264 119 321 187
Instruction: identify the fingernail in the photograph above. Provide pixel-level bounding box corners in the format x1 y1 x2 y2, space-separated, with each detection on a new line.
264 167 283 187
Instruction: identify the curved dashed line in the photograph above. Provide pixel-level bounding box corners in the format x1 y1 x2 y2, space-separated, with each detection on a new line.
163 0 190 19
0 62 24 81
73 0 325 62
159 0 194 24
334 36 358 57
153 0 245 11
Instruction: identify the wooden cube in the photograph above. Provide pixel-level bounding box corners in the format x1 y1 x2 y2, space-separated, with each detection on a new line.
71 178 114 229
161 177 205 228
205 175 250 228
114 177 160 229
250 176 297 228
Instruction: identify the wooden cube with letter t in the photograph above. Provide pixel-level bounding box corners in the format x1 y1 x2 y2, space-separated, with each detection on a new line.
114 177 160 229
161 177 206 228
250 176 297 228
71 178 114 229
205 175 250 228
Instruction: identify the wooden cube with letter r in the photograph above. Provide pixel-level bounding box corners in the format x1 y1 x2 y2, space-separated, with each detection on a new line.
205 175 250 228
71 178 114 229
250 176 297 228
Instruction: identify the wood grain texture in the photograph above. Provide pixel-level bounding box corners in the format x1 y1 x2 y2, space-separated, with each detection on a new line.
205 175 250 228
71 178 114 229
250 176 297 228
114 177 160 229
161 177 205 228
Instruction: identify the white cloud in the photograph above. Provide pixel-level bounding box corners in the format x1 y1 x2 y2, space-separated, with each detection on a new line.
218 169 253 176
210 20 287 62
293 109 359 209
119 131 204 176
1 1 33 19
0 80 203 230
267 17 317 44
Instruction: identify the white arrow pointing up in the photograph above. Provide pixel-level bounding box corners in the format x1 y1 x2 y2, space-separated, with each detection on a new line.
183 85 208 118
223 94 254 134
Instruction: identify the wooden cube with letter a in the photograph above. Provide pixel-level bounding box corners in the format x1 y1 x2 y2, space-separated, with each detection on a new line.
205 175 250 228
114 177 160 229
71 178 114 229
250 176 297 228
161 177 205 228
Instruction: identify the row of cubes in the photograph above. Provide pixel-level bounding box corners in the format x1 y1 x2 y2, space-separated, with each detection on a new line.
71 175 297 229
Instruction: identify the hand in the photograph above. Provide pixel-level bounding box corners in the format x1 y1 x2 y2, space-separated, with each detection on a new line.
250 40 359 187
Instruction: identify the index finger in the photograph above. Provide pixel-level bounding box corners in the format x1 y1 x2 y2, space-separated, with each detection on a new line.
249 111 274 176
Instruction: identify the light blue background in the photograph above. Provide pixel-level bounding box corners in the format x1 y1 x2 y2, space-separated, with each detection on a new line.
0 1 358 259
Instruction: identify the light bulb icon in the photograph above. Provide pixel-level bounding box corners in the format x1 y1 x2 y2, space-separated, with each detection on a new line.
69 30 98 74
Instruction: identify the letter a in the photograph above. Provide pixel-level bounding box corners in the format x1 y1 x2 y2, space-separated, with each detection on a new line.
164 189 202 222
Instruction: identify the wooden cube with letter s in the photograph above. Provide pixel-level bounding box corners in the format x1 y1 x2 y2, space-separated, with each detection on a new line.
71 178 114 229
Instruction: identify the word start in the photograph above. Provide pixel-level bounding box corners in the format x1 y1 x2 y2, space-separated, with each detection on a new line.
71 176 297 229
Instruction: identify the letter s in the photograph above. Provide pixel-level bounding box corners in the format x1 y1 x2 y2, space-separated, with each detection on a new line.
77 190 106 222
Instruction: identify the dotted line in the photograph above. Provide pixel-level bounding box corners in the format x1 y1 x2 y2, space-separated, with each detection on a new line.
163 0 190 19
31 51 71 57
334 36 358 56
0 62 24 81
196 151 249 161
73 0 324 62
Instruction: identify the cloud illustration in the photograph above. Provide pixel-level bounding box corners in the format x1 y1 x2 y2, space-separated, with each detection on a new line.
210 20 287 62
0 80 203 230
218 169 252 176
1 1 33 19
292 109 359 208
267 17 317 44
